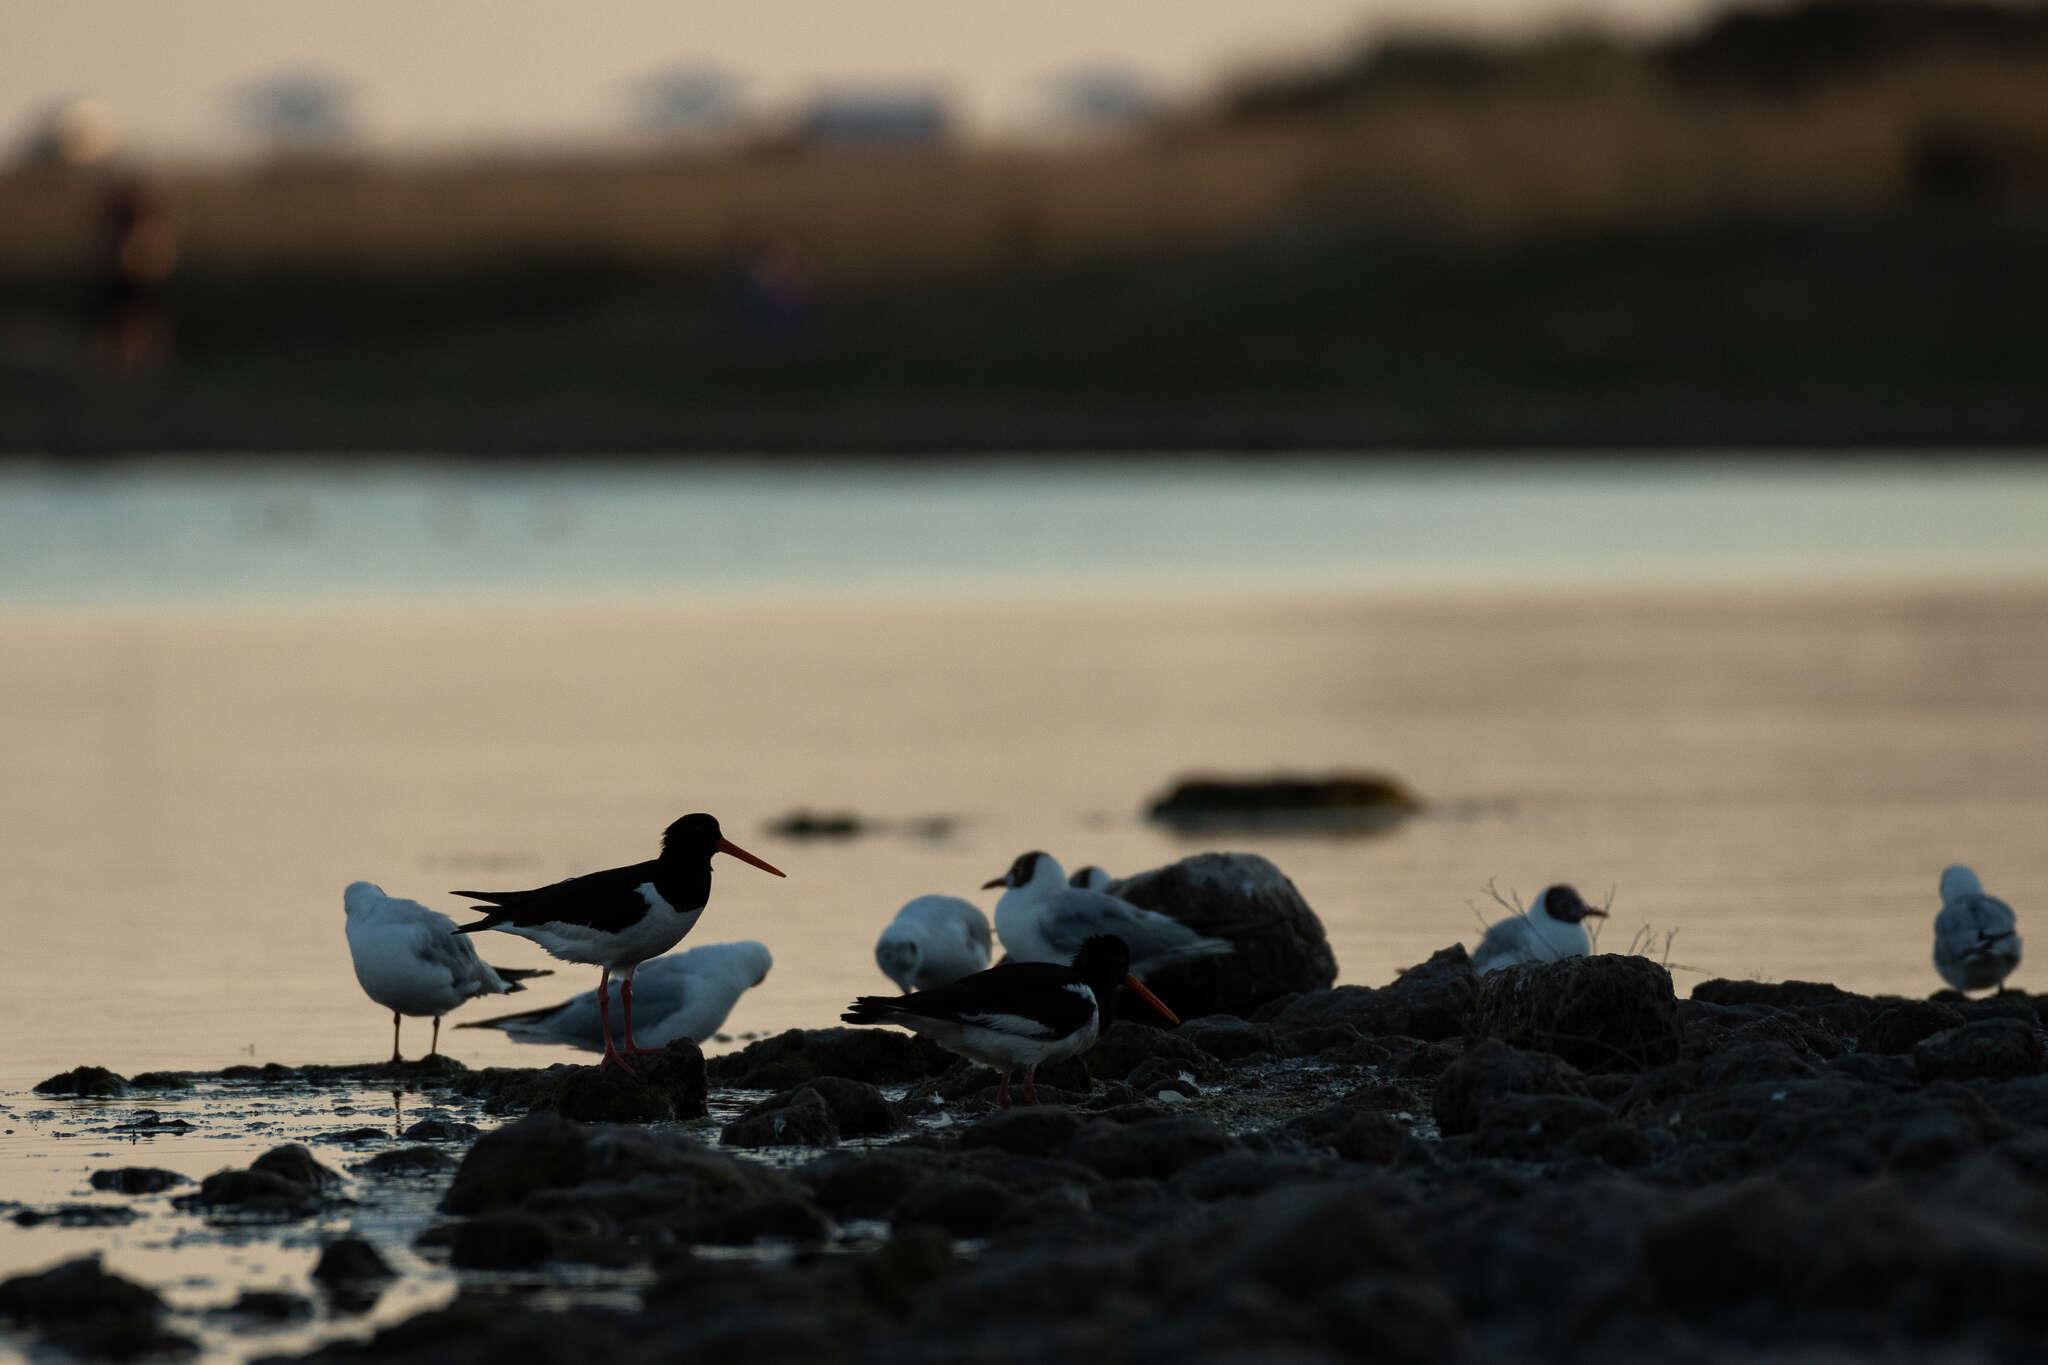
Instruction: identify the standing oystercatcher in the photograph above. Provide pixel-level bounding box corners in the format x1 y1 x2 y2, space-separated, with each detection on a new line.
453 813 785 1071
1470 884 1608 975
1934 864 2022 994
874 894 992 993
344 881 554 1063
984 851 1233 978
842 934 1178 1107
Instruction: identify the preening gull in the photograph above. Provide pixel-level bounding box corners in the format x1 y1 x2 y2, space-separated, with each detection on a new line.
983 850 1233 979
1934 864 2022 994
343 881 550 1062
875 894 992 992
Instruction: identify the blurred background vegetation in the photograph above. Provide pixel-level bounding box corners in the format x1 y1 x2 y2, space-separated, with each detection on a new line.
3 0 2046 453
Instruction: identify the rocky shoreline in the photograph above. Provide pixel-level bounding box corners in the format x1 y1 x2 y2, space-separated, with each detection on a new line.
14 945 2048 1364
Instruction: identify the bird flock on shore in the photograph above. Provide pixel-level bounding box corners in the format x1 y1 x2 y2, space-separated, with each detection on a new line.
343 811 2025 1103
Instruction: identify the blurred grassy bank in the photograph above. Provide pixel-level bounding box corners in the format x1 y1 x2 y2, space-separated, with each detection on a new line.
4 2 2047 454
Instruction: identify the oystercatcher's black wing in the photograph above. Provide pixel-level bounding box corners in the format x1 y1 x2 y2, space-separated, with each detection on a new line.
842 960 1095 1038
452 861 663 935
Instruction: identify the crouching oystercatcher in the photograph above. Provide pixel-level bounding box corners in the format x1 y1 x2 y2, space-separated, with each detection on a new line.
453 813 784 1072
842 934 1178 1107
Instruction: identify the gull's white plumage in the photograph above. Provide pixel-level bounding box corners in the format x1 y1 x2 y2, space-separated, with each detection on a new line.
1470 885 1606 975
988 851 1232 979
875 895 992 992
343 880 542 1059
1934 864 2022 994
461 940 773 1051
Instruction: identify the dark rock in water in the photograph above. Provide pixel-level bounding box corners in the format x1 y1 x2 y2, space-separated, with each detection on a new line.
1859 999 1966 1054
1280 1106 1408 1164
354 1147 456 1177
402 1118 481 1141
1174 1015 1278 1062
1090 1021 1220 1082
209 1288 313 1322
749 1076 901 1138
445 1110 764 1215
1472 954 1684 1072
447 1213 557 1269
32 1066 127 1097
1111 852 1339 1019
90 1167 188 1195
174 1169 329 1219
312 1238 395 1283
1144 773 1422 834
1913 1018 2045 1082
253 1144 343 1189
125 1072 193 1090
721 1087 841 1148
707 1027 955 1089
1433 1038 1591 1136
478 1040 708 1122
803 1149 946 1219
0 1253 192 1359
13 1205 141 1228
1266 947 1477 1044
316 1127 391 1144
1066 1115 1239 1180
765 808 866 838
959 1106 1088 1158
893 1175 1015 1237
705 1195 836 1246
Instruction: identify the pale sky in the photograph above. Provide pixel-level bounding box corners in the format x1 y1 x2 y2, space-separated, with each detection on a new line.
10 0 1714 156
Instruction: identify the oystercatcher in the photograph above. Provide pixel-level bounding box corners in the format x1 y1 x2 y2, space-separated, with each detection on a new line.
343 881 552 1063
842 934 1178 1107
1934 864 2022 994
874 894 992 993
452 813 785 1071
1470 884 1608 975
460 940 772 1052
984 851 1233 978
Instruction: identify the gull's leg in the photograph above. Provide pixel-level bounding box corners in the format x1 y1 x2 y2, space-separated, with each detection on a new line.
390 1012 403 1065
430 1015 442 1057
1021 1068 1039 1106
996 1071 1012 1109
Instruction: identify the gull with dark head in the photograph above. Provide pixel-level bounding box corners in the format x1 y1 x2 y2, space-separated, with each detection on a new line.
460 940 772 1052
343 881 551 1063
1068 865 1114 892
453 812 785 1072
1934 864 2022 994
984 850 1233 979
843 934 1178 1107
875 894 992 993
1470 884 1608 975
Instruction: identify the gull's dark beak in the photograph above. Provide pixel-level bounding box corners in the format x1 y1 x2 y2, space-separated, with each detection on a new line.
981 876 1007 890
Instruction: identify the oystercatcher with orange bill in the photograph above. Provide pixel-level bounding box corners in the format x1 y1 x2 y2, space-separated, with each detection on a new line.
842 934 1178 1107
454 813 784 1072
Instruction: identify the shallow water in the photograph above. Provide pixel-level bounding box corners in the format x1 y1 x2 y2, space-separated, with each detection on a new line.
4 455 2048 1355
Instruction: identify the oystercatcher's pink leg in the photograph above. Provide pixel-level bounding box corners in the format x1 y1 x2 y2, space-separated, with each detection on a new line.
1020 1068 1039 1106
596 969 635 1073
996 1072 1012 1109
621 976 663 1056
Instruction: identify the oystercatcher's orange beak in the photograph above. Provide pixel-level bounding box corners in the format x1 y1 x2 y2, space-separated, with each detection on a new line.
1122 973 1179 1026
981 876 1006 889
716 838 786 877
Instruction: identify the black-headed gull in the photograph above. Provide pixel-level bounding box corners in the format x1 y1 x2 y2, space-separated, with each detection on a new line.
1934 864 2022 994
1470 884 1607 975
459 940 772 1051
842 934 1178 1107
452 813 785 1072
343 881 551 1062
983 850 1232 979
875 894 992 993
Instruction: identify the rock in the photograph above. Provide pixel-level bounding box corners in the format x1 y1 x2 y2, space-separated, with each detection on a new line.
1697 1040 1821 1087
705 1195 836 1245
317 1127 391 1144
958 1106 1088 1158
174 1169 329 1218
253 1144 343 1189
1692 980 1859 1009
1860 999 1966 1054
1266 947 1478 1044
892 1175 1015 1237
125 1072 193 1090
32 1066 127 1097
355 1147 456 1177
1639 1178 1810 1309
89 1167 188 1195
1914 1018 2045 1082
1196 1184 1431 1296
444 1110 769 1218
209 1289 313 1322
1281 1107 1407 1164
1433 1038 1591 1136
748 1076 900 1138
1143 774 1421 834
1066 1115 1239 1180
12 1205 141 1228
1323 1276 1464 1365
1090 1021 1220 1082
447 1213 557 1269
1469 1094 1631 1162
1472 954 1684 1072
311 1238 395 1283
402 1119 481 1141
707 1027 955 1089
721 1087 842 1148
482 1041 708 1122
0 1254 191 1359
803 1150 945 1219
1126 1058 1202 1100
1174 1016 1278 1062
1109 851 1339 1018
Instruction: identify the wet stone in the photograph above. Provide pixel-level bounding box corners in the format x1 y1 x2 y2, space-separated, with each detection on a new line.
705 1194 836 1246
1914 1018 2045 1083
209 1288 314 1323
721 1086 841 1148
1280 1107 1407 1164
1859 999 1966 1055
759 1075 901 1137
1111 851 1340 1018
1266 946 1478 1044
0 1253 192 1360
1174 1016 1278 1062
1432 1038 1590 1136
447 1213 557 1269
1065 1115 1239 1180
174 1168 328 1219
253 1144 344 1189
477 1041 709 1123
893 1175 1015 1237
32 1066 127 1097
958 1105 1088 1158
707 1027 956 1089
355 1146 457 1177
125 1072 194 1091
90 1167 189 1195
1089 1021 1220 1083
403 1118 481 1141
316 1126 391 1144
13 1204 141 1228
1125 1058 1202 1100
312 1237 396 1283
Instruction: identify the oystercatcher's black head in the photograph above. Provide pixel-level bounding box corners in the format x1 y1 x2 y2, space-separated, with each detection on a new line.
982 850 1049 891
1072 935 1180 1026
661 813 787 878
1541 884 1604 923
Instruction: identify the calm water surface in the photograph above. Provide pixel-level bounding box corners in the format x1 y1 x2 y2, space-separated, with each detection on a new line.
2 455 2047 1357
